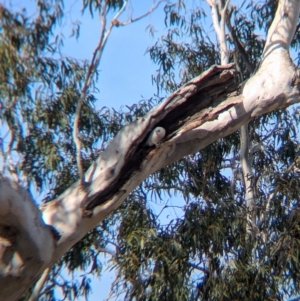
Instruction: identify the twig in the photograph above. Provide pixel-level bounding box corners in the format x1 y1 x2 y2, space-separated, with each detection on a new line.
97 247 116 257
73 0 162 186
73 1 128 185
118 0 167 26
29 267 50 301
226 12 255 74
188 262 209 274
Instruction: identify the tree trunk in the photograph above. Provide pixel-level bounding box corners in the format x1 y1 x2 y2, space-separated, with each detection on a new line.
0 0 299 299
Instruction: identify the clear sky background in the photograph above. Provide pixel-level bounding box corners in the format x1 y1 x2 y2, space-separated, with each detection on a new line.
60 0 168 109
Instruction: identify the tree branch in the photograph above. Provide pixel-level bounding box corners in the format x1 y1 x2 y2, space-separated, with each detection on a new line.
188 262 209 274
29 267 50 301
206 0 230 65
72 0 165 186
0 177 55 301
240 124 256 237
226 14 255 74
97 247 116 257
73 1 128 185
42 60 299 266
263 0 300 58
118 0 167 26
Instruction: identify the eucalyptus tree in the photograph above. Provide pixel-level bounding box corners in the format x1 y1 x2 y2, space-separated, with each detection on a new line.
0 0 300 300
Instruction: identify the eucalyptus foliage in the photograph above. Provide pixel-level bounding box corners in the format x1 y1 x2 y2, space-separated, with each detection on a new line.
1 0 300 300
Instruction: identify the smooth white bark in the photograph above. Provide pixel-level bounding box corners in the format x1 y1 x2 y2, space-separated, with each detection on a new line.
0 177 55 301
206 0 230 65
241 0 300 238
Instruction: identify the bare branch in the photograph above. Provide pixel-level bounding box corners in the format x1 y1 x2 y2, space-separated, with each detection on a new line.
0 177 55 300
118 0 167 26
188 262 209 274
97 247 116 257
240 124 256 238
219 0 230 64
226 14 255 74
207 0 220 36
5 128 20 182
73 1 128 185
72 0 163 186
206 0 230 65
29 267 50 301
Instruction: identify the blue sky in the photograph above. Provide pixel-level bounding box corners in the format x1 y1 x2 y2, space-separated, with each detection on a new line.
59 0 168 109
